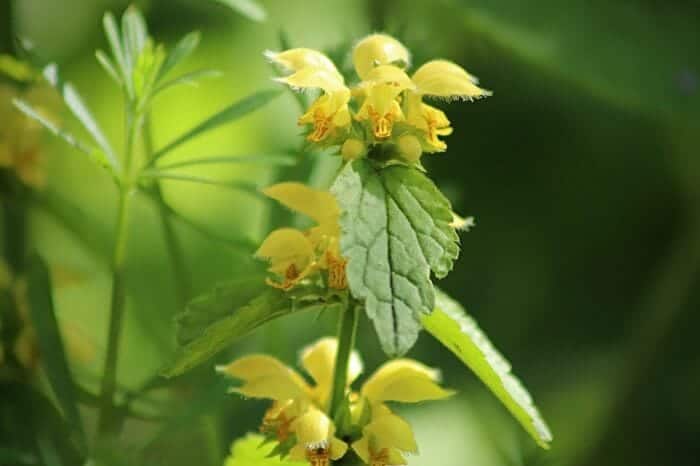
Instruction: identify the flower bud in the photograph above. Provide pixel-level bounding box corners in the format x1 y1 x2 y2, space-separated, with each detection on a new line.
341 138 366 161
397 134 422 163
353 34 410 80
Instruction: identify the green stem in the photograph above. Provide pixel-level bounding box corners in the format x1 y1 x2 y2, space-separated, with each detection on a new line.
97 103 138 436
329 304 359 417
143 113 191 306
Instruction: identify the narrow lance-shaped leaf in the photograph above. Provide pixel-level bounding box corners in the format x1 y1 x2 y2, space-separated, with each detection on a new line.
102 12 128 87
421 289 553 449
139 170 264 199
26 253 85 446
331 159 459 356
95 50 123 87
162 288 344 377
212 0 268 22
153 69 222 96
12 99 106 167
156 154 296 170
151 89 281 162
42 64 120 172
157 31 201 81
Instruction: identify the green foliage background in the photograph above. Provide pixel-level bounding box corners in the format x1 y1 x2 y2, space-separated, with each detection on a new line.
2 0 699 465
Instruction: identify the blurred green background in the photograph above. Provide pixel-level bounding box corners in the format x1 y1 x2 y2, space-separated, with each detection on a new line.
2 0 700 465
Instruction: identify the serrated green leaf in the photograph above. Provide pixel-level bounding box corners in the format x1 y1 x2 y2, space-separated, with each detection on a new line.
224 434 305 466
421 289 553 449
331 159 459 356
213 0 268 22
25 254 85 447
175 277 267 346
150 89 281 163
42 64 119 172
157 31 201 81
163 288 343 377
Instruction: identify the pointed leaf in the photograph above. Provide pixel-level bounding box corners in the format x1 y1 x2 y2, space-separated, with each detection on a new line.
95 50 123 86
421 289 553 449
212 0 268 22
139 171 263 199
42 64 119 172
153 69 222 95
151 89 281 162
331 159 459 356
26 253 85 445
157 31 201 81
163 289 343 377
157 154 296 170
12 99 113 172
102 13 128 87
175 277 267 346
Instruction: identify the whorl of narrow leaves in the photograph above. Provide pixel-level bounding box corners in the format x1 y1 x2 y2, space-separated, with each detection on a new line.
332 159 459 356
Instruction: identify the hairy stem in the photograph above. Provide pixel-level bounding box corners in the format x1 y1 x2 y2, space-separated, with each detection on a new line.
143 113 191 306
97 103 138 436
329 304 359 417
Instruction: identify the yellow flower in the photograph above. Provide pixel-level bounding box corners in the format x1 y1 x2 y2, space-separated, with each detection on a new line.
353 34 411 81
218 338 362 458
288 407 348 465
350 359 453 466
355 65 414 140
256 183 347 290
405 60 491 153
352 409 417 466
266 49 351 143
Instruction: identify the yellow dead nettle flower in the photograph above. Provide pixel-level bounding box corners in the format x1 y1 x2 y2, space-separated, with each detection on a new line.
256 183 347 290
219 338 452 465
352 409 417 466
289 407 348 465
355 65 414 140
350 360 454 466
405 60 492 153
267 49 351 143
218 338 361 462
353 34 411 81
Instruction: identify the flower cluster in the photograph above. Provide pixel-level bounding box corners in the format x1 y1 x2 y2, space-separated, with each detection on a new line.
267 34 491 164
0 55 58 189
218 337 453 466
256 182 346 291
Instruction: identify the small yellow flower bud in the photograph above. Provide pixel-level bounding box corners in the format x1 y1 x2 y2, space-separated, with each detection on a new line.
341 138 366 161
397 134 422 163
353 34 410 80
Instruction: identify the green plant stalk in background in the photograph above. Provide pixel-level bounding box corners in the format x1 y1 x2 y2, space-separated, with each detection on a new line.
97 101 139 436
143 113 192 307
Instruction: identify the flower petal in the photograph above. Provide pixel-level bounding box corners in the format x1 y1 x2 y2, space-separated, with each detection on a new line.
364 412 418 453
364 65 414 90
412 59 492 100
263 182 340 230
255 228 314 275
353 34 411 80
265 48 340 77
300 337 364 393
216 354 309 400
274 67 346 94
361 359 455 403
